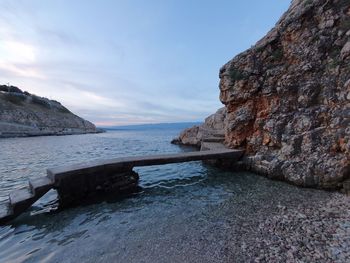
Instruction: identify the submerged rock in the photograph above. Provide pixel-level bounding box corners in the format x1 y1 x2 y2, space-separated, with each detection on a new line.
175 0 350 190
0 85 101 138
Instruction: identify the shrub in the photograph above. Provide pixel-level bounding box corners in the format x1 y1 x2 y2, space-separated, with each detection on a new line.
271 48 284 61
0 85 8 92
329 47 341 59
2 92 26 105
304 0 312 7
58 106 71 113
337 0 350 9
30 95 51 109
339 18 350 32
0 85 23 93
255 46 265 52
229 67 245 81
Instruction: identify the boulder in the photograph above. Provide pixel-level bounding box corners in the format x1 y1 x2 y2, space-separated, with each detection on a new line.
171 107 226 147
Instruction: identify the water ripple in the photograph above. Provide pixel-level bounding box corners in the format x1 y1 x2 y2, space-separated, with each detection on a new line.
0 129 326 263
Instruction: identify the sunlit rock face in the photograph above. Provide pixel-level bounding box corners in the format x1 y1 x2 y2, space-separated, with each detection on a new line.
0 85 99 137
177 0 350 190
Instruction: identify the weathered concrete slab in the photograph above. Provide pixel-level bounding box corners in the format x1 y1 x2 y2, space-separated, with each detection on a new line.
29 177 53 195
1 149 244 224
47 149 242 207
212 132 225 138
9 187 35 215
0 202 13 224
0 177 54 223
47 149 244 182
199 143 244 168
10 187 34 204
56 169 139 207
200 142 228 151
202 137 225 143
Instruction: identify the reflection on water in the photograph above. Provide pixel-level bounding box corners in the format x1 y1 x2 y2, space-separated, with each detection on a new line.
0 129 333 262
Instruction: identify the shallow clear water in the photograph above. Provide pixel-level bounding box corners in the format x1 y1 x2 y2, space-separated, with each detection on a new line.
0 128 334 262
0 129 199 201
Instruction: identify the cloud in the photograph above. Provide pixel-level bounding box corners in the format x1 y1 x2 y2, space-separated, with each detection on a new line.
28 83 127 113
0 0 290 126
79 90 125 109
0 40 36 63
35 27 80 47
0 0 219 127
0 63 45 79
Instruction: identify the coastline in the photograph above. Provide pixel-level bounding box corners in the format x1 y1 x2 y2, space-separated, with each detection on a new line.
172 0 350 192
0 127 105 139
0 125 349 262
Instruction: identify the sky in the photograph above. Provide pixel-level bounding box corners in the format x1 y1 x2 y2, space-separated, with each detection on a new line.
0 0 290 126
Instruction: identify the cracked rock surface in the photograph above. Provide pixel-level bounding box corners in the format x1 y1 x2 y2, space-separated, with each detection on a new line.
175 0 350 190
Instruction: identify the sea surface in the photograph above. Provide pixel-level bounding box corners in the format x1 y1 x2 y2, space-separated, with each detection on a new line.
0 126 335 262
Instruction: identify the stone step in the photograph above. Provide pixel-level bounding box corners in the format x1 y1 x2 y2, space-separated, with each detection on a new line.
198 128 224 137
212 133 225 138
200 142 228 151
29 177 53 196
9 187 35 215
0 202 14 224
0 177 55 224
202 137 225 143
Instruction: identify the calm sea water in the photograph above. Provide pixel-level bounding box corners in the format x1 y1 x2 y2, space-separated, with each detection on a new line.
0 127 332 262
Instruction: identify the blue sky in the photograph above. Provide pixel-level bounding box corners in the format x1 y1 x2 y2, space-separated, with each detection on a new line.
0 0 290 126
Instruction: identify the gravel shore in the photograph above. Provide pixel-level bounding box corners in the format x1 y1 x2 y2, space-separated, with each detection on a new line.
2 171 349 263
241 193 350 262
89 173 350 263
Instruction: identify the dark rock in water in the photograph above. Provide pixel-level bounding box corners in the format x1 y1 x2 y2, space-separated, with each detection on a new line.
0 85 101 138
174 0 350 191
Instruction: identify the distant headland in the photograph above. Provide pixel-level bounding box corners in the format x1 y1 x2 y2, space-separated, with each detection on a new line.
0 85 102 138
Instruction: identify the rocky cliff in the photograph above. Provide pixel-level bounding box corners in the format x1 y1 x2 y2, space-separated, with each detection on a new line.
0 85 100 138
173 0 350 191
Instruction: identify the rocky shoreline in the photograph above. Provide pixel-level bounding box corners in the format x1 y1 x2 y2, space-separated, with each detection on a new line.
248 193 350 262
0 85 102 138
173 0 350 192
210 176 350 263
0 122 104 139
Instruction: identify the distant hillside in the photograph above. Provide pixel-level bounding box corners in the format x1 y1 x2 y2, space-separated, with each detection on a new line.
103 122 202 131
0 85 100 138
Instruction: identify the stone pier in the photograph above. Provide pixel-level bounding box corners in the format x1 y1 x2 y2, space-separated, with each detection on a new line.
54 166 139 207
0 148 244 224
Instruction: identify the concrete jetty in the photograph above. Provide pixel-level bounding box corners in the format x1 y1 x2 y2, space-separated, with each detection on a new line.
0 148 243 224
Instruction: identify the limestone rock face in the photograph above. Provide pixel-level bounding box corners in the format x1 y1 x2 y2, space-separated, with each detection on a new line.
0 85 100 137
171 107 226 147
176 0 350 190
